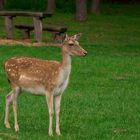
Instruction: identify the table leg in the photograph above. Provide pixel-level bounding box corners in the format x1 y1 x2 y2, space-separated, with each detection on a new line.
33 17 42 42
5 16 13 39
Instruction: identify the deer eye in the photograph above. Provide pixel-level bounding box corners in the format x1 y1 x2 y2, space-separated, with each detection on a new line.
69 43 73 46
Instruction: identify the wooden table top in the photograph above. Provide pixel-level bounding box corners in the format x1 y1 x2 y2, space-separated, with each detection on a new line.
0 11 52 17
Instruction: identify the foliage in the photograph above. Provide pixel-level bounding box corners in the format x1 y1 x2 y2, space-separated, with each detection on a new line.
4 0 140 13
0 4 140 140
5 0 76 12
5 0 47 11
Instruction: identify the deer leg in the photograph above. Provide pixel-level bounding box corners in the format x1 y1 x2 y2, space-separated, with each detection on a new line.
4 91 14 128
46 93 54 136
54 95 61 136
12 87 20 132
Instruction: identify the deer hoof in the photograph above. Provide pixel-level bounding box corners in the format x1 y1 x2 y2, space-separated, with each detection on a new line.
56 130 61 136
15 125 19 132
5 122 11 129
49 131 53 136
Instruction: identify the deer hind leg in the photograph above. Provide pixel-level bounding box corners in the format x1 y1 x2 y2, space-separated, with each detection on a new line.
46 93 54 136
54 95 61 136
4 90 14 128
12 87 20 132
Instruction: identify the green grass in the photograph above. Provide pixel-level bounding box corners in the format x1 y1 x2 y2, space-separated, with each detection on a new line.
0 4 140 140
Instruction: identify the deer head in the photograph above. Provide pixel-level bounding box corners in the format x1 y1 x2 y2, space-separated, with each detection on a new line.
62 33 87 56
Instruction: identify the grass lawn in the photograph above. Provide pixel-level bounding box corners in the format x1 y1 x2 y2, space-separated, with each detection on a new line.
0 4 140 140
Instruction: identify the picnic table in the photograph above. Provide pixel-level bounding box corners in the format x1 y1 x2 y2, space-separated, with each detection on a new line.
0 11 52 42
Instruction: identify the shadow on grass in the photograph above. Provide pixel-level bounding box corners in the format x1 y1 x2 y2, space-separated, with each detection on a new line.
0 131 18 139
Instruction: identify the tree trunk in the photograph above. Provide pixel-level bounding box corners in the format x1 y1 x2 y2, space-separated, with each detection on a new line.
46 0 55 14
91 0 100 15
76 0 87 21
0 0 5 10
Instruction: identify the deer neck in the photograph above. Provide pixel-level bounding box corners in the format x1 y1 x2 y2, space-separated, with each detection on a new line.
61 47 71 71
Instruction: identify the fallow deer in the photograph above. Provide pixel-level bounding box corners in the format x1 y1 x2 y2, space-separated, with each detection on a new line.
4 34 87 136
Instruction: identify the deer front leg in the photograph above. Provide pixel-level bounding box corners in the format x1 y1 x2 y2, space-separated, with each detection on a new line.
54 95 61 136
4 91 13 129
46 93 54 136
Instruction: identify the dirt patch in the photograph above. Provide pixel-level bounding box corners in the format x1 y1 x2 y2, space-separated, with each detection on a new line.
0 39 62 47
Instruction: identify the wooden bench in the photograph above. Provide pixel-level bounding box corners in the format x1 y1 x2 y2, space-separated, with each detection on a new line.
15 25 67 42
0 11 52 42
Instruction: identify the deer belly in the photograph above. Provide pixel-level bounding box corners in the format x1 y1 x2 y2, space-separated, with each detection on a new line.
22 86 46 95
19 74 46 95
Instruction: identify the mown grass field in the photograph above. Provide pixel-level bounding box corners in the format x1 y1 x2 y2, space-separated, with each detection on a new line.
0 4 140 140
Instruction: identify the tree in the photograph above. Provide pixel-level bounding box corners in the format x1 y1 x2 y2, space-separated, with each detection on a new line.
76 0 87 21
0 0 5 10
46 0 55 14
91 0 100 15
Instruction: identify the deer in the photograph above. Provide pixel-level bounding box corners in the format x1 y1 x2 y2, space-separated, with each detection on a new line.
4 33 87 136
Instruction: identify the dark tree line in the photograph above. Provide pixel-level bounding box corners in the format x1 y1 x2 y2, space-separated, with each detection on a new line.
4 0 138 22
46 0 100 21
0 0 100 21
0 0 99 21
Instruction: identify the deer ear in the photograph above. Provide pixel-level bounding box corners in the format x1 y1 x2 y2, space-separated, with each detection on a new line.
64 34 69 41
73 33 82 40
